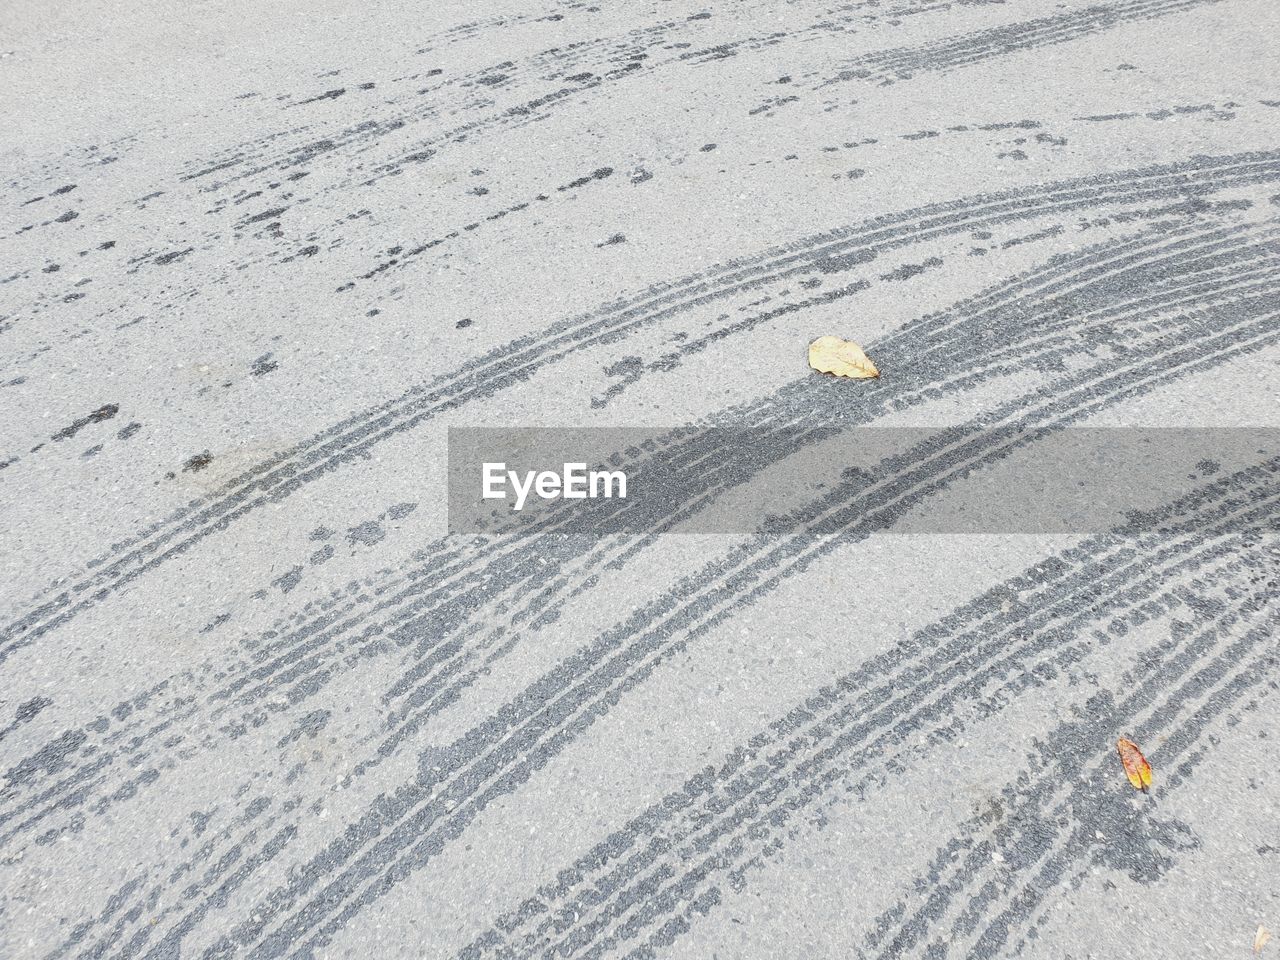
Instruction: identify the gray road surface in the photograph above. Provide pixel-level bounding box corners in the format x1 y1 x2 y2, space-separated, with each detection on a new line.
2 0 1278 957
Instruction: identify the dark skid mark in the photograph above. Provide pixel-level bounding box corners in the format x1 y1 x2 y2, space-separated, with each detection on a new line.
240 206 289 227
51 404 119 442
3 150 1278 673
7 217 1279 955
558 166 614 192
463 474 1278 960
152 247 195 266
829 0 1224 87
346 520 386 547
162 280 1280 957
870 609 1277 959
273 566 304 594
250 354 279 377
0 696 53 746
880 256 943 281
295 88 347 106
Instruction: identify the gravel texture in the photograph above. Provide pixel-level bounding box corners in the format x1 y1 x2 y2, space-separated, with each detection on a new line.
2 0 1278 957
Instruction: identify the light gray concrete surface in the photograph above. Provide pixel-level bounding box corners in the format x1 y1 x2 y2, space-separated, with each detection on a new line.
1 0 1278 958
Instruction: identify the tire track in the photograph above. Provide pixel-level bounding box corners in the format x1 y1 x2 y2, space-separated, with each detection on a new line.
866 603 1278 958
6 0 1213 379
4 215 1270 857
6 1 1277 956
171 300 1280 959
168 0 1056 198
459 479 1277 959
828 0 1223 87
20 277 1269 960
4 150 1276 661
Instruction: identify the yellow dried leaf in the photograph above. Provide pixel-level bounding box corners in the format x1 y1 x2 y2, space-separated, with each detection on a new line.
1257 925 1272 955
1116 737 1153 791
808 336 879 379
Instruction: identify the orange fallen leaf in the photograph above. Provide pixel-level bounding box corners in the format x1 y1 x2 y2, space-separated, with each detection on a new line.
1116 737 1153 791
1257 924 1272 955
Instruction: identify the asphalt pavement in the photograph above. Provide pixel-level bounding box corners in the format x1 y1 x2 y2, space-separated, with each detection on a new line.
1 0 1278 957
